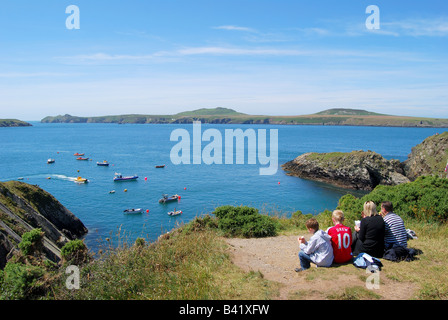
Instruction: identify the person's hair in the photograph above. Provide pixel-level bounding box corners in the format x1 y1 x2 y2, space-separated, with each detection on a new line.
305 218 319 231
332 210 345 223
363 201 379 217
381 201 393 213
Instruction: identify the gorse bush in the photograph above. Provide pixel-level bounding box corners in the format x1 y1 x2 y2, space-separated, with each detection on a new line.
18 228 44 256
61 239 89 265
338 176 448 223
0 262 45 299
213 205 277 238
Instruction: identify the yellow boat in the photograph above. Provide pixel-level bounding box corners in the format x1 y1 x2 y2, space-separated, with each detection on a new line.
74 176 88 184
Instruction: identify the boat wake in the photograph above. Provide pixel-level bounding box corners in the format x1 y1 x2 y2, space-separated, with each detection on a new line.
49 174 78 181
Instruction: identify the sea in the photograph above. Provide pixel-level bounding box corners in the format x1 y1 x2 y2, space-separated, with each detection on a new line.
0 122 444 250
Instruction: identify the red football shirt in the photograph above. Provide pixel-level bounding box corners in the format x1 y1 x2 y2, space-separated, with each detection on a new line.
327 224 352 264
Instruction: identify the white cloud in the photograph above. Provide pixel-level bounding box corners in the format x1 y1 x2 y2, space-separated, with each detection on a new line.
344 17 448 37
0 72 77 78
213 25 257 33
176 46 308 56
383 18 448 37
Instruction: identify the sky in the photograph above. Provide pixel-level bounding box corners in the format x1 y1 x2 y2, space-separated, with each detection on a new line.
0 0 447 120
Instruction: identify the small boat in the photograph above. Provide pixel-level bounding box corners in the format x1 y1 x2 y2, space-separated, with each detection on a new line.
74 176 88 184
168 209 182 216
123 208 143 214
74 153 85 156
17 177 24 180
113 173 138 181
76 157 89 161
109 190 116 194
155 164 166 168
97 161 110 166
47 159 55 164
158 194 180 203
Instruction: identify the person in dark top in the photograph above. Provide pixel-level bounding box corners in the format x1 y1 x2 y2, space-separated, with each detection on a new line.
351 201 385 258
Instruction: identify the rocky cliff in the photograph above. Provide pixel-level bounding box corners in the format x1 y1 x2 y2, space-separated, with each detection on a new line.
282 150 410 191
0 181 88 269
282 132 448 190
403 131 448 181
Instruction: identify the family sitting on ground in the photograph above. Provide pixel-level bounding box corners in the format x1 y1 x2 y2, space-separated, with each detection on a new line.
295 201 412 272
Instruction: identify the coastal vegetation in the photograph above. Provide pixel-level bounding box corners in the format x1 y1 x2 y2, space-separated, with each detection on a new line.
1 175 448 300
0 119 32 127
41 107 448 127
1 129 448 300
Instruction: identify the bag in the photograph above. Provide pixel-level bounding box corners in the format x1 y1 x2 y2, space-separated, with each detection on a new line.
353 253 383 272
384 244 420 262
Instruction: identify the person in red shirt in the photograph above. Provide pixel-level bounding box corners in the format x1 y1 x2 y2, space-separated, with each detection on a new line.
327 210 353 264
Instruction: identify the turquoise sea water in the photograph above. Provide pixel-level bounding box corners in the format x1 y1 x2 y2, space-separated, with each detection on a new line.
0 123 443 249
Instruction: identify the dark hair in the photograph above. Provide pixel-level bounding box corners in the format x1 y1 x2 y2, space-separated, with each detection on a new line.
381 201 393 213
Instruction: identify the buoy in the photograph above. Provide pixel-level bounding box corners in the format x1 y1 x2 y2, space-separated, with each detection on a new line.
278 182 280 185
146 209 149 213
124 189 127 192
184 187 187 190
77 170 79 172
144 177 147 181
178 195 181 199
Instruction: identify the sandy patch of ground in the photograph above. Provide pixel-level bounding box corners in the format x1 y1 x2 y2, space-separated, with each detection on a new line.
225 235 417 300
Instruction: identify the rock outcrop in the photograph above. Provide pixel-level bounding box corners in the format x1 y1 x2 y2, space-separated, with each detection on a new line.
282 150 410 191
403 132 448 181
0 181 88 269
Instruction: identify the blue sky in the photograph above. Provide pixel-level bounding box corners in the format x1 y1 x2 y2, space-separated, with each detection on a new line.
0 0 447 120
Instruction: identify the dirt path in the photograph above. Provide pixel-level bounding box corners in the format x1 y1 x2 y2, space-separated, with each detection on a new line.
225 235 417 300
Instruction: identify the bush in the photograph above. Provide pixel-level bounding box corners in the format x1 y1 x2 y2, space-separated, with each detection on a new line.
61 240 89 265
212 205 277 238
1 262 45 299
182 214 219 234
134 237 146 247
337 176 448 224
18 228 44 256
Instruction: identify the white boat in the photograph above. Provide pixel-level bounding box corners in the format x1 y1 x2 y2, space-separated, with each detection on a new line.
124 208 143 214
167 209 182 216
97 160 110 166
47 159 55 164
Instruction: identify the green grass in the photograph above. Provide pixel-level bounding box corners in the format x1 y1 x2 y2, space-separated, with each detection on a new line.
3 177 448 300
48 226 280 300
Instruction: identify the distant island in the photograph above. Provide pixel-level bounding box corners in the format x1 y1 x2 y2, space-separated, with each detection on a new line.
0 119 32 127
41 107 448 127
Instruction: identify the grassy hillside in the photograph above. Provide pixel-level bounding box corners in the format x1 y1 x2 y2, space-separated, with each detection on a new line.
315 108 385 116
41 108 448 127
0 119 32 127
175 107 245 116
2 176 448 300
